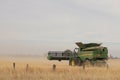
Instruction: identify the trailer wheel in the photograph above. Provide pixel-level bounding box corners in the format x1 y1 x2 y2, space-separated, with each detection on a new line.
58 59 61 62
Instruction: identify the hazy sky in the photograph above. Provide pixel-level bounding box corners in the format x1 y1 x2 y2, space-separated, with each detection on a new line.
0 0 120 57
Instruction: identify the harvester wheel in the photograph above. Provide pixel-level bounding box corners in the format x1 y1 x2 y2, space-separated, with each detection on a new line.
77 59 82 66
94 60 108 67
71 59 75 66
69 59 72 66
84 59 91 67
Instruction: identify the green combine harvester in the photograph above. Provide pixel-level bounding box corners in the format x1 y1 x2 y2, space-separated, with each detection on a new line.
47 42 108 66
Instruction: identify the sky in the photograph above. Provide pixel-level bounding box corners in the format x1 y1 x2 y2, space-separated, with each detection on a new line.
0 0 120 57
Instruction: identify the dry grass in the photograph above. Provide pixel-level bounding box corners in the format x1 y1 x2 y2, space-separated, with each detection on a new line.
0 57 119 80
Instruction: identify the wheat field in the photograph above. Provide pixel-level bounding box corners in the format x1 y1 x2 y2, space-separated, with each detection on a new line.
0 56 119 80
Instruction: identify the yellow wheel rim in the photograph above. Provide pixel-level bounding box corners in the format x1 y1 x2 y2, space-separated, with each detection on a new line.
71 59 75 66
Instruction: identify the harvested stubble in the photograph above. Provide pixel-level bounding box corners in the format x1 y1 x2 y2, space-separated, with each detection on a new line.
0 57 119 80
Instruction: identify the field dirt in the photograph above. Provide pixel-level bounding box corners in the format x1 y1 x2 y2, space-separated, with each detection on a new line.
0 56 119 80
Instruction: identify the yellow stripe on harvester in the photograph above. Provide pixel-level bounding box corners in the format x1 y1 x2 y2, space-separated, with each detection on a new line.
80 54 93 56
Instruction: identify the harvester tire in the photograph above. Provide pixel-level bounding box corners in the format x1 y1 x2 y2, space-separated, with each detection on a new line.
76 59 82 66
71 59 75 66
69 60 72 66
84 59 91 67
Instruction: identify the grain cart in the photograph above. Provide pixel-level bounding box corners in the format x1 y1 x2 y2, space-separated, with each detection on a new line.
47 42 108 66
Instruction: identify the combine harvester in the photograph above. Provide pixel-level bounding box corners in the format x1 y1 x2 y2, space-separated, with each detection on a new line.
47 42 108 67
